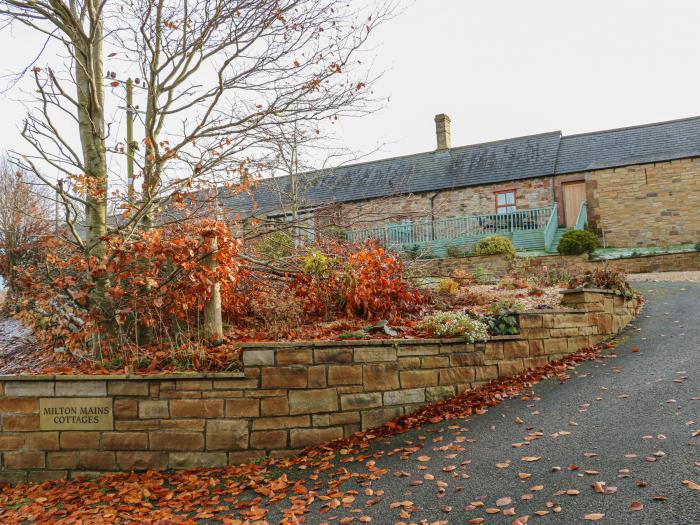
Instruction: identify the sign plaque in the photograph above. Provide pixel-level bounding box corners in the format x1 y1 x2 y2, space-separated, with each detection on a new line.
40 398 114 431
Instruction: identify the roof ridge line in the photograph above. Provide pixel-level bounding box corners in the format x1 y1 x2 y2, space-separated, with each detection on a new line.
323 130 562 172
251 130 563 185
562 115 700 139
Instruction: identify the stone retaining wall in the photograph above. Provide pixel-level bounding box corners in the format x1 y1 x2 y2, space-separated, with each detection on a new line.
410 254 513 281
416 251 700 280
0 290 638 483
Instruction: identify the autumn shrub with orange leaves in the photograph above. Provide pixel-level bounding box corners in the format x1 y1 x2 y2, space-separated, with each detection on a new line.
10 231 424 372
13 220 244 371
291 241 425 321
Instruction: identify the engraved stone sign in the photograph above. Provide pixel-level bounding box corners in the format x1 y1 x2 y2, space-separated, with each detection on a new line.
40 398 113 430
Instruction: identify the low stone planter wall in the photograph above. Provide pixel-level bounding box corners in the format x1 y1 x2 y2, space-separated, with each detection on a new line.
411 254 512 280
595 251 700 273
0 289 639 483
415 250 700 280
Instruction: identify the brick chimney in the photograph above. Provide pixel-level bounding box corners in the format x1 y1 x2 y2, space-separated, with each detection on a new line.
434 113 452 151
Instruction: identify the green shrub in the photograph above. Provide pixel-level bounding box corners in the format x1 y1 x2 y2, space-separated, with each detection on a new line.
483 300 524 335
301 249 333 277
472 266 488 283
474 236 516 258
403 244 430 260
446 246 465 258
257 230 294 259
418 312 489 341
446 244 474 258
436 278 460 295
339 330 368 340
695 241 700 252
320 225 347 241
557 230 598 255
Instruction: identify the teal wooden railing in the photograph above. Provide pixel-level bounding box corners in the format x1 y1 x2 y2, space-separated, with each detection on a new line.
543 204 559 252
574 200 588 230
346 206 555 248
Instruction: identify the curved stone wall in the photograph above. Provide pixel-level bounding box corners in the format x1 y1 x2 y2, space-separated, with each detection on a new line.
0 289 639 483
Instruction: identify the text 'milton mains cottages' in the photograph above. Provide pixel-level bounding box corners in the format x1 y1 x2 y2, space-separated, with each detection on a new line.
39 398 114 430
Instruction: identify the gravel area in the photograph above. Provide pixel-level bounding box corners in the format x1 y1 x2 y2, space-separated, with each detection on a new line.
462 282 565 311
628 271 700 282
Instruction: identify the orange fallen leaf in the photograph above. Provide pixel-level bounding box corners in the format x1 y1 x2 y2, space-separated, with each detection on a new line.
682 480 700 491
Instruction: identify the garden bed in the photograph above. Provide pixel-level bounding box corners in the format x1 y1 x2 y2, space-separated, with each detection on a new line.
0 278 569 376
2 234 638 377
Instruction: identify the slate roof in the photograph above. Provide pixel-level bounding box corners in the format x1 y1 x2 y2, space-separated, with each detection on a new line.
219 116 700 218
555 116 700 174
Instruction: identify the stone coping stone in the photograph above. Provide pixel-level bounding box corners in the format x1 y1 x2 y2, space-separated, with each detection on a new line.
0 371 245 382
488 335 521 341
560 288 619 295
590 250 698 262
521 308 587 315
239 335 520 349
242 338 446 348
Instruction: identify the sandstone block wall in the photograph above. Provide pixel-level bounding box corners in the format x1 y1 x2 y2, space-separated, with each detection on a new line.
585 157 700 247
0 290 638 483
332 178 554 230
415 251 700 281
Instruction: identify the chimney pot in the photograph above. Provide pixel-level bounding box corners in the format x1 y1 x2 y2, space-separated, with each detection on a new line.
434 113 452 151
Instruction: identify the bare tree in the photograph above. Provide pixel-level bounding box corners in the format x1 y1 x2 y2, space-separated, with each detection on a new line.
0 0 396 339
0 161 53 296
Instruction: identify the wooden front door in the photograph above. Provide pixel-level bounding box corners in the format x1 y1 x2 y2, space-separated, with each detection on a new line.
562 181 587 228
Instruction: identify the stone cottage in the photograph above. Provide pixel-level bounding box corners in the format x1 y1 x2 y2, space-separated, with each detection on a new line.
220 115 700 251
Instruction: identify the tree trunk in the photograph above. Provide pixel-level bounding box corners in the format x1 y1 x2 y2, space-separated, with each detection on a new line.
5 251 15 296
202 232 223 345
72 0 110 356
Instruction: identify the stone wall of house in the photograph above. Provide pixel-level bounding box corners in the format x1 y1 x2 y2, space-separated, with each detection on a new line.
322 153 700 248
585 157 700 247
0 290 638 483
335 177 555 229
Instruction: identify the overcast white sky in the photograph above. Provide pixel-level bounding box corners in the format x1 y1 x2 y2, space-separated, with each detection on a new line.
1 0 700 165
338 0 700 161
